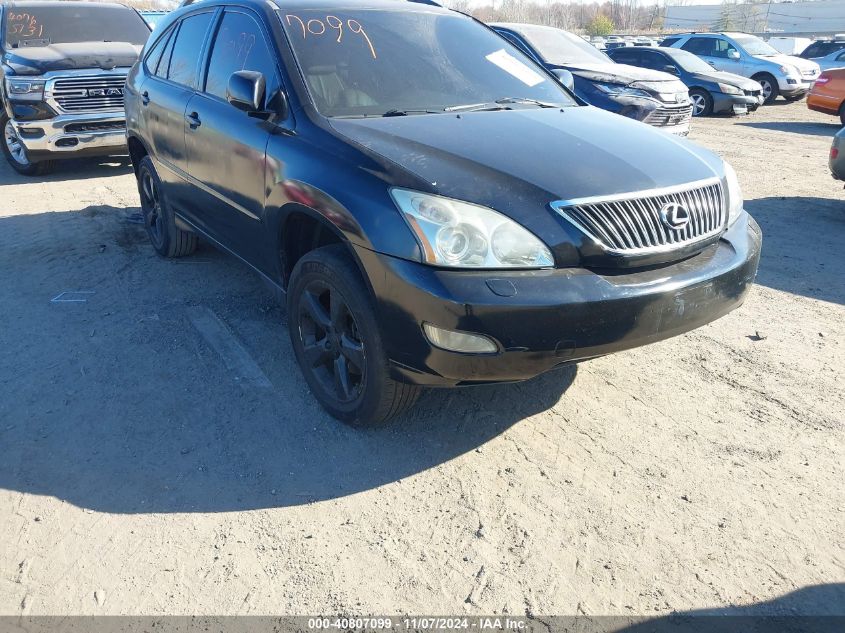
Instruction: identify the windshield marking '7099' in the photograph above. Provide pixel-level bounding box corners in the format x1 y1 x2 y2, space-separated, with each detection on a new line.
285 14 376 59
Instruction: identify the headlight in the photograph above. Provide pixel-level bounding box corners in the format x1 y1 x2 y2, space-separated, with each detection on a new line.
593 83 652 99
390 189 554 269
717 83 743 96
723 161 744 226
779 65 799 77
4 77 45 101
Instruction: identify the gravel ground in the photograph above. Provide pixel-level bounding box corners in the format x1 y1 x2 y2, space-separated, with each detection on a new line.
0 100 843 617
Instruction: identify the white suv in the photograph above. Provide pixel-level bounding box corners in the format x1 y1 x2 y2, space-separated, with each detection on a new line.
662 32 821 104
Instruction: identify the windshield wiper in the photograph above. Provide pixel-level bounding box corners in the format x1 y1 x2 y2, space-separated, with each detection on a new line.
382 109 440 117
494 97 560 108
443 102 510 112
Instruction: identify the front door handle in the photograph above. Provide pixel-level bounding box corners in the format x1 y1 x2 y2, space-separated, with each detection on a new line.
141 91 150 106
185 112 201 129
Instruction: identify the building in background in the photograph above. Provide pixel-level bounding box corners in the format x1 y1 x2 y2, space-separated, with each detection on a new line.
664 0 845 35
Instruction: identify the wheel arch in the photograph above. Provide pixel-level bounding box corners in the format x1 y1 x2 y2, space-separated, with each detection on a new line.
126 134 151 176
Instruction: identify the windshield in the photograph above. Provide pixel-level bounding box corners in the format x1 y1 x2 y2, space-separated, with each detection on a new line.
733 34 779 57
3 5 150 48
666 48 717 73
279 9 576 117
515 25 612 65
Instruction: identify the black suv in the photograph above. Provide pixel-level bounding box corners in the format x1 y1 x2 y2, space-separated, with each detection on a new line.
125 0 762 426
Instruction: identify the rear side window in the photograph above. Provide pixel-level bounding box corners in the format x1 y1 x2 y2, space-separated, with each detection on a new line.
145 25 174 74
155 27 177 78
204 10 278 102
801 41 843 58
168 12 214 88
661 37 681 47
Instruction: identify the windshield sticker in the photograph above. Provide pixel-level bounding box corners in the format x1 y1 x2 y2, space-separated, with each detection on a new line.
485 49 544 87
7 12 43 38
285 14 376 59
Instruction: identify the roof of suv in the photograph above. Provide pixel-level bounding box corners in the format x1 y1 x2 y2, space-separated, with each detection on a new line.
4 0 133 7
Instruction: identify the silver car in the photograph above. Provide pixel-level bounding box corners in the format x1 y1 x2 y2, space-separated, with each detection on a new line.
662 32 821 103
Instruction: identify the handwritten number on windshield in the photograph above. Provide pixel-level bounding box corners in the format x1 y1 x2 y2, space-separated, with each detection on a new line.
8 12 43 38
285 14 376 59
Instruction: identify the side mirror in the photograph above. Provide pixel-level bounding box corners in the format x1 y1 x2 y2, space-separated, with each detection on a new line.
551 68 575 91
227 70 265 113
663 64 680 76
728 49 740 60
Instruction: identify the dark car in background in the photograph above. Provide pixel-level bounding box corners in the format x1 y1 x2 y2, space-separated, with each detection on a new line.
608 46 763 117
1 1 150 175
800 36 845 61
491 23 693 135
125 0 760 425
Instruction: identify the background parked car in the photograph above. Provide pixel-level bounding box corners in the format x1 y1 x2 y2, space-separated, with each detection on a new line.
811 48 845 73
807 68 845 125
800 35 845 60
767 37 813 56
831 127 845 182
0 0 150 175
609 46 763 117
491 24 693 135
661 32 821 104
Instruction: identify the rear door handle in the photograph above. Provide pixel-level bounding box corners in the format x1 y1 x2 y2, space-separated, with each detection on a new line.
185 112 201 129
141 91 150 106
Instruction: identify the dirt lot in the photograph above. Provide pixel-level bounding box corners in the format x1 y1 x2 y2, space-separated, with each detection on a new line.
0 101 843 617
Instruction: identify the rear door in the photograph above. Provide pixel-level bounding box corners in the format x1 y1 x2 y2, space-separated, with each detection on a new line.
183 7 284 264
138 10 216 208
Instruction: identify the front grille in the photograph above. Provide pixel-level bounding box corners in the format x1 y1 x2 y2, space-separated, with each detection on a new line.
744 89 761 97
802 69 818 78
51 75 127 113
643 104 692 128
552 180 726 255
64 121 126 134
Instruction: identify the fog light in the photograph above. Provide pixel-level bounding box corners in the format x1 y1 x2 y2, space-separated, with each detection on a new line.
423 323 497 354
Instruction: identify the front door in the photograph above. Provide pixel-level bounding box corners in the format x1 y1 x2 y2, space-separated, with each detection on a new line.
184 8 283 268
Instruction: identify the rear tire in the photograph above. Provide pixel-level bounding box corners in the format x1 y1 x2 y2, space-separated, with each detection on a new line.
1 112 54 176
839 103 845 126
136 155 197 258
689 89 713 117
783 93 805 102
753 73 779 104
287 244 421 426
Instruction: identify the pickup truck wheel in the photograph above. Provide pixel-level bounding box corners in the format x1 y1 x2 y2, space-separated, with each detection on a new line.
753 74 779 104
1 113 54 176
287 245 421 426
136 155 197 258
689 89 712 117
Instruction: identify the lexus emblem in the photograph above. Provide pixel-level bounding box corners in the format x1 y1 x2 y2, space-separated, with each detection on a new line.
660 202 690 230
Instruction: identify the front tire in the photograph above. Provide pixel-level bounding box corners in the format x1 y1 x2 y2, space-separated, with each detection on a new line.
1 112 54 176
287 245 421 426
689 89 713 117
136 155 197 258
753 73 779 104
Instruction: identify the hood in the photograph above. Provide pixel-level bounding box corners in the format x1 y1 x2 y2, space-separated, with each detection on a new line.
690 69 762 90
329 106 722 249
760 53 820 73
3 42 142 75
561 61 680 85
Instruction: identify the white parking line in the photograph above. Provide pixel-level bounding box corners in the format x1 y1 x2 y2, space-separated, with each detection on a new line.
187 306 273 388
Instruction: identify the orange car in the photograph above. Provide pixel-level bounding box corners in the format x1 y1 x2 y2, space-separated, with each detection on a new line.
808 67 845 125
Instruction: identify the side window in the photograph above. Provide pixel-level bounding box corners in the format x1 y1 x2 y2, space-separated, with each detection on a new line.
715 39 738 58
155 26 177 78
801 43 821 58
611 50 639 65
204 10 278 103
682 37 716 57
145 25 174 75
661 37 681 47
168 11 214 88
837 51 845 61
639 51 666 71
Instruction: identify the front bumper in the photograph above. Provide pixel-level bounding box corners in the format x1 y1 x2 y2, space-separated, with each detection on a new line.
778 76 815 96
712 92 762 115
356 214 761 386
9 110 127 161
